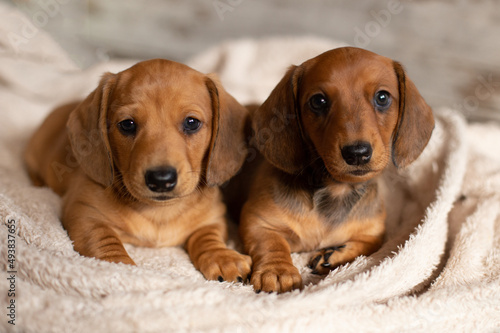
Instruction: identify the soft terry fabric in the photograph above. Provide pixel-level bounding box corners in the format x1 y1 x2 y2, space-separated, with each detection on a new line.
1 4 499 332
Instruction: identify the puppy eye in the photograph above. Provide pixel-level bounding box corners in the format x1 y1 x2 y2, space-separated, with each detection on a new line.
309 94 329 114
118 119 137 136
374 90 392 111
183 117 202 133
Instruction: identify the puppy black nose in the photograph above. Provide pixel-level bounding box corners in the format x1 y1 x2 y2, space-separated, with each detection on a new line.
341 142 372 166
145 167 177 192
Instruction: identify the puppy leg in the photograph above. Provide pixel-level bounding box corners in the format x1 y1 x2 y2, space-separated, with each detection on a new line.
186 223 252 283
308 234 383 275
62 191 135 265
242 222 303 293
64 220 136 265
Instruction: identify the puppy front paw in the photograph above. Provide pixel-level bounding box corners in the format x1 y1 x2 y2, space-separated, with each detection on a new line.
250 262 302 294
308 245 346 275
197 248 252 283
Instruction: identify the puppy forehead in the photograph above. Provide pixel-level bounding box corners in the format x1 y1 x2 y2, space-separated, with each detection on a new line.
302 48 397 91
113 59 211 106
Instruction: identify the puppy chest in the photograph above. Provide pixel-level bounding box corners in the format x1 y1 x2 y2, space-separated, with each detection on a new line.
117 218 186 248
111 188 225 248
115 208 206 248
288 183 383 252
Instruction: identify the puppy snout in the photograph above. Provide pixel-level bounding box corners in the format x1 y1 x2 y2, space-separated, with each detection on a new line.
145 167 178 192
341 142 372 166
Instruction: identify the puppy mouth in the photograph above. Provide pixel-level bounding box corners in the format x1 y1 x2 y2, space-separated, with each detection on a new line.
151 195 173 201
349 169 371 176
122 181 176 203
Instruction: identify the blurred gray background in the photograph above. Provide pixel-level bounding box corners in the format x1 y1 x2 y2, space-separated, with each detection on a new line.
6 0 500 121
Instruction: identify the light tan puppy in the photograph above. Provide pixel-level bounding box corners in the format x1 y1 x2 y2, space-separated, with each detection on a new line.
25 59 251 282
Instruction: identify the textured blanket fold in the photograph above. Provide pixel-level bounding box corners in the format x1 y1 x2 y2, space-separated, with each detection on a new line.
1 4 499 332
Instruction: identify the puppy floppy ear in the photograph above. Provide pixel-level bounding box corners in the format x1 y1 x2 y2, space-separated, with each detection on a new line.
67 73 116 187
392 62 435 168
205 74 249 186
251 65 307 174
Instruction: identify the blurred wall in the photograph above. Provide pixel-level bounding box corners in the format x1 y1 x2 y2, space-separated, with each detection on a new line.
6 0 500 121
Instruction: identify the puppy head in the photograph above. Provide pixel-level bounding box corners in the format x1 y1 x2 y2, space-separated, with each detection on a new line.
253 47 434 183
67 59 247 203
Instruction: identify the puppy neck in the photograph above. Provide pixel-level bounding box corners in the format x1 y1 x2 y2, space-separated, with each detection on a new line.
272 166 374 222
313 181 375 225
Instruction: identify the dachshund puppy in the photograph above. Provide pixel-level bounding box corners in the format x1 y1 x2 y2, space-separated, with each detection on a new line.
24 59 251 282
240 47 435 293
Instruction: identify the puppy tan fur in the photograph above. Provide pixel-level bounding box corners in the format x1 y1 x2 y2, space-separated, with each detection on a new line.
24 59 251 282
240 47 435 293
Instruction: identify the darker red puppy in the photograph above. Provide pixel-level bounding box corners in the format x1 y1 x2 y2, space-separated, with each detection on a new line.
240 47 435 293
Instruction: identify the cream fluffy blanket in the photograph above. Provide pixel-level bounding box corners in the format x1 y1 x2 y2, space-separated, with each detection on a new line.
1 4 499 333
